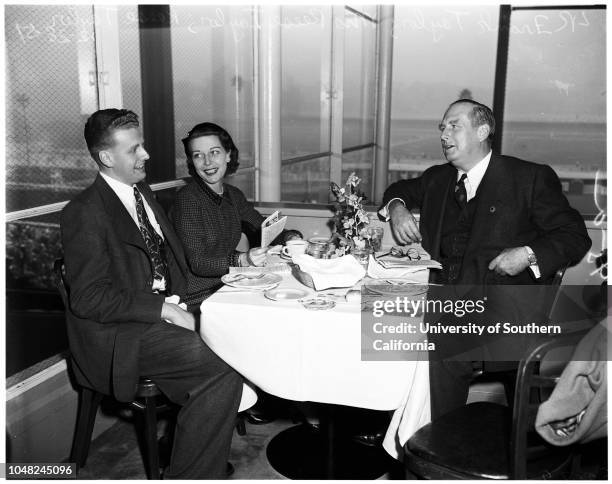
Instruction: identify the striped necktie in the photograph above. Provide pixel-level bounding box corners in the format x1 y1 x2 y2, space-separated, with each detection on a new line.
455 173 468 209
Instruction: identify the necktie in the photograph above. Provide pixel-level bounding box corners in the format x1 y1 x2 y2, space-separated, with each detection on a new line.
455 173 468 209
133 187 168 286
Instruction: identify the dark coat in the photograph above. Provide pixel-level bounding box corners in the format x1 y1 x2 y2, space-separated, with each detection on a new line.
60 174 189 401
381 154 591 285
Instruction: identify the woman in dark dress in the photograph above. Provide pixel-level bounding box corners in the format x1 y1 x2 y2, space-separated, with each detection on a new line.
172 122 300 311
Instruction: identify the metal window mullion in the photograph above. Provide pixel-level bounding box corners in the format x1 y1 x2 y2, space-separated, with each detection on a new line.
329 5 345 190
320 7 333 154
93 5 122 108
492 5 511 155
373 5 394 204
253 6 261 201
257 5 281 202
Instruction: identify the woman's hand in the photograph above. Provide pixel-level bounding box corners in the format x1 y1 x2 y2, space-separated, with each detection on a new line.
246 247 268 267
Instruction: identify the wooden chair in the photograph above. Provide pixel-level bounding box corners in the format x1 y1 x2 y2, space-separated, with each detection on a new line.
53 259 170 479
404 329 588 479
474 264 569 401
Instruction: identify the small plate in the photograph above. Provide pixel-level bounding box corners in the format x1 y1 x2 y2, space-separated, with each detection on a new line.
264 288 309 301
221 273 282 289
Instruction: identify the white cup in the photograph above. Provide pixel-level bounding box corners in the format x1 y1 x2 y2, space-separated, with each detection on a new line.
282 240 308 258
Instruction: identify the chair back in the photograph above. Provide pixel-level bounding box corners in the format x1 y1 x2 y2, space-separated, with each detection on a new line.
53 258 69 308
509 328 589 478
545 264 568 322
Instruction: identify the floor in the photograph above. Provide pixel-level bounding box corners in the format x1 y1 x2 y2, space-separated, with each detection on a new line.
75 400 403 480
74 387 607 480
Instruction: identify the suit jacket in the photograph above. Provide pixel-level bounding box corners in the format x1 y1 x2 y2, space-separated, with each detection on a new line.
60 174 189 401
381 154 591 285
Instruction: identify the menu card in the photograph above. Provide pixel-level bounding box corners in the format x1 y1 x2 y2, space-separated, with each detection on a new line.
261 210 287 247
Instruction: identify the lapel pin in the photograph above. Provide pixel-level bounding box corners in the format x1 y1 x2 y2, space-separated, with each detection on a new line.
489 206 496 213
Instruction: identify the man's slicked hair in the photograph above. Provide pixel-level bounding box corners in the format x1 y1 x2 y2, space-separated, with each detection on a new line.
449 99 496 142
84 109 140 164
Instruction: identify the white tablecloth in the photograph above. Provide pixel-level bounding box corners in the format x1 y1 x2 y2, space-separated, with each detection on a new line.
200 269 431 459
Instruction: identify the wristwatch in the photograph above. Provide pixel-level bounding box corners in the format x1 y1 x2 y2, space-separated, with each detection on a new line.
524 246 541 279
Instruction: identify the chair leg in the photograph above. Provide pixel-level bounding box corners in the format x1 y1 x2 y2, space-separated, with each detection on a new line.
141 396 160 480
236 413 247 436
70 388 103 469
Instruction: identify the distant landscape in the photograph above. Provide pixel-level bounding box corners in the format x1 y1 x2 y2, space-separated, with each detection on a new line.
6 118 606 213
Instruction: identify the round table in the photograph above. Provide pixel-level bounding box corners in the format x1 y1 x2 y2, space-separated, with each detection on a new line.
200 266 430 478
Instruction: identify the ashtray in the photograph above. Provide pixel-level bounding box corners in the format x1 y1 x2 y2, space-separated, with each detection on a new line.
299 296 336 311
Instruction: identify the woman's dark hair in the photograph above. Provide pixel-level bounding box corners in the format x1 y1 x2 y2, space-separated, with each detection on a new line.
181 122 240 176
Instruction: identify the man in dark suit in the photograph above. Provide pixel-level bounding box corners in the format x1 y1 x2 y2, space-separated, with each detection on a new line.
380 99 591 418
61 109 243 478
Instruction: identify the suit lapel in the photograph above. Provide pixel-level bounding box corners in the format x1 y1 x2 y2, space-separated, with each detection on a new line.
464 154 506 256
425 166 455 259
93 174 147 251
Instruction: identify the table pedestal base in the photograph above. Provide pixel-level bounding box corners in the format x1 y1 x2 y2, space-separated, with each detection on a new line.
266 423 397 479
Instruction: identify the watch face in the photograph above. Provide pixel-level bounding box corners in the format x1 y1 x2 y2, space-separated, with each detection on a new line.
528 254 537 264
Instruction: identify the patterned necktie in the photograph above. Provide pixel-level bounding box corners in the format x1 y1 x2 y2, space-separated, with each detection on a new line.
455 173 468 209
133 187 168 286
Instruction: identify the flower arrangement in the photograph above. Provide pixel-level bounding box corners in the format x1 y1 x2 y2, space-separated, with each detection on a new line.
330 172 371 255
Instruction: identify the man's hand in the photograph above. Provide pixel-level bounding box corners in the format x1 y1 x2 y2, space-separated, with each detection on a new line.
389 200 422 244
161 302 196 331
488 247 530 276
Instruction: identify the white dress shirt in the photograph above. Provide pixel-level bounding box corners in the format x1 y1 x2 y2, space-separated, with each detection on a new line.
99 172 170 291
99 172 164 239
456 150 492 202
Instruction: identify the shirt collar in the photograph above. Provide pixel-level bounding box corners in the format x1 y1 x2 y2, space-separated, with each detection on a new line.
457 150 492 194
99 171 138 201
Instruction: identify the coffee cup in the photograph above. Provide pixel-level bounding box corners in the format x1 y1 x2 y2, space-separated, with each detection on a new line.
282 240 308 258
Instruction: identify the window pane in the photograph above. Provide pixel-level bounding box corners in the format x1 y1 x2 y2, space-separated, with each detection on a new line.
503 8 606 215
282 156 331 203
342 147 374 203
5 5 98 212
117 6 143 116
343 9 376 149
281 5 332 159
390 5 498 181
170 5 255 200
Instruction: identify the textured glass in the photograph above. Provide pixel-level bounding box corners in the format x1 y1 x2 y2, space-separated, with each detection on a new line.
170 4 255 197
390 5 498 181
281 5 333 159
343 9 376 149
5 5 98 212
504 8 606 215
281 156 332 204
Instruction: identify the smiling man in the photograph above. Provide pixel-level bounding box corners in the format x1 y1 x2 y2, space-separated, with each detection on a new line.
379 99 591 418
60 109 243 478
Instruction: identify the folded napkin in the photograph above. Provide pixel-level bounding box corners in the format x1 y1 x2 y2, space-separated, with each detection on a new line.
292 254 366 290
368 255 441 280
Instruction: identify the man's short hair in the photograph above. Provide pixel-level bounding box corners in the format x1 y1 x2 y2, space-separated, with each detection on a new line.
84 109 140 164
449 99 496 142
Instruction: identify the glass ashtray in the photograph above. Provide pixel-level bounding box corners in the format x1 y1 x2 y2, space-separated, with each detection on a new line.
299 296 336 311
